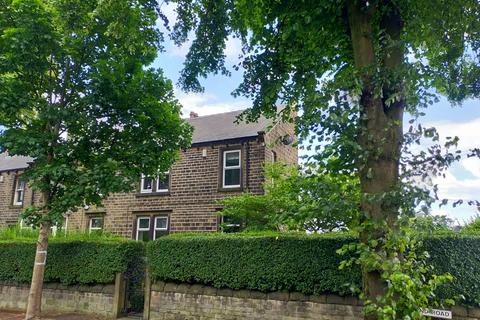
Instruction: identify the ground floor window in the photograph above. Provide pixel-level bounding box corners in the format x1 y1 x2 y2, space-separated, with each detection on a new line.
89 216 104 233
135 214 169 241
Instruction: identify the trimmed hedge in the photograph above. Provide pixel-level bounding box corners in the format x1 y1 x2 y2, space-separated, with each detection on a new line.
424 233 480 306
147 232 361 296
0 239 144 285
147 232 480 306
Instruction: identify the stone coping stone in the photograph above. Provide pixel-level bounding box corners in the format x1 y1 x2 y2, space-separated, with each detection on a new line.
151 281 361 305
0 282 114 294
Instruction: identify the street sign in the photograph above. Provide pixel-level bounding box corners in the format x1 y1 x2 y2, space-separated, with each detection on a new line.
420 308 452 319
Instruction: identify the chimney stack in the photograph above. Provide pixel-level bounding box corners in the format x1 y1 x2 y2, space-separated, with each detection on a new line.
190 111 199 119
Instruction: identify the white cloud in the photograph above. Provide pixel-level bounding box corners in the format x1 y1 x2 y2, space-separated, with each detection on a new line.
429 117 480 150
176 91 250 117
433 171 479 201
423 117 480 221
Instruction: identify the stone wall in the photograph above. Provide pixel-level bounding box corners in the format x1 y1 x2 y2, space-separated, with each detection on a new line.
0 117 296 236
0 171 35 227
0 282 117 318
147 281 363 320
147 282 480 320
66 120 296 238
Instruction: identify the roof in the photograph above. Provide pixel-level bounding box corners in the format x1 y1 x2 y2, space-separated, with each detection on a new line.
0 153 33 172
0 110 272 171
186 109 272 144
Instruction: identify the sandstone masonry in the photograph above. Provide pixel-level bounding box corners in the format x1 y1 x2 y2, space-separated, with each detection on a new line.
0 110 297 239
147 281 480 320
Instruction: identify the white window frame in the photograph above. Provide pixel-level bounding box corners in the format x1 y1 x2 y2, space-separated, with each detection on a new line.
153 216 169 240
156 171 170 193
140 175 153 193
223 150 241 188
13 178 25 206
136 216 151 241
89 216 104 233
271 151 277 185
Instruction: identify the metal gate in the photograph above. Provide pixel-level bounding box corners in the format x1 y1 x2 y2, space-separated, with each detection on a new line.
122 257 146 317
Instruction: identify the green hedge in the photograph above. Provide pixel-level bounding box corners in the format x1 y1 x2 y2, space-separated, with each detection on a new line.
147 232 361 296
423 233 480 306
0 239 144 285
147 232 480 306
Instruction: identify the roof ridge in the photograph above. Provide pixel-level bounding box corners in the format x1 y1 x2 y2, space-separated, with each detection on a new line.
185 109 245 120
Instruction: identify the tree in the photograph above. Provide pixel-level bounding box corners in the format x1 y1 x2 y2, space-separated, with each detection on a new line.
0 0 191 318
219 163 359 232
164 0 480 318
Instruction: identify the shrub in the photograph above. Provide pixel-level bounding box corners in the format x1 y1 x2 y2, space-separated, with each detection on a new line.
147 232 361 295
219 163 360 233
0 239 144 285
147 232 480 306
462 214 480 233
423 233 480 306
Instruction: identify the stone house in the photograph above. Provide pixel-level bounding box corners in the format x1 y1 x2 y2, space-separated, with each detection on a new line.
0 110 297 239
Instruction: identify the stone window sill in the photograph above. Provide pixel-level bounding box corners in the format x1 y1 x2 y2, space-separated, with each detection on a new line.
135 192 170 198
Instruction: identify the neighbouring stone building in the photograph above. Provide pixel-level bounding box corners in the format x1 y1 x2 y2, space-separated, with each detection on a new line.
0 110 297 239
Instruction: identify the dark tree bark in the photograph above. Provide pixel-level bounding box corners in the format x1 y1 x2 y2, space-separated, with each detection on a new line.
346 1 404 319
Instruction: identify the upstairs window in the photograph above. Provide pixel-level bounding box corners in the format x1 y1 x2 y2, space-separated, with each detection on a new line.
140 172 170 194
13 178 25 206
140 175 153 193
223 150 241 188
157 172 170 192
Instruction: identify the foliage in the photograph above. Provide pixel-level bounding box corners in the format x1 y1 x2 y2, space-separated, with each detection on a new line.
0 0 192 225
0 238 144 285
462 214 480 233
411 215 456 235
147 232 360 295
338 221 454 319
219 163 360 232
423 233 480 307
147 232 480 307
164 0 480 317
0 225 124 241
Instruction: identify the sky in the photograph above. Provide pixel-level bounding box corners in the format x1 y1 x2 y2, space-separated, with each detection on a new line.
152 6 480 224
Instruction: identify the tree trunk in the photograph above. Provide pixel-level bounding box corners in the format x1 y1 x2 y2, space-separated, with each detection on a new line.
346 1 404 319
25 221 50 320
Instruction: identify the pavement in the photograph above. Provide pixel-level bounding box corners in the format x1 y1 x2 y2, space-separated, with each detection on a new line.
0 311 105 320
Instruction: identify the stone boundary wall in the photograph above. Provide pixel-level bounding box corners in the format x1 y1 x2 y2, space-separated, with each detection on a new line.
0 278 123 319
147 281 480 320
147 281 363 320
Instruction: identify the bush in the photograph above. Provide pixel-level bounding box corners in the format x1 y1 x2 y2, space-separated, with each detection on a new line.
0 238 144 285
423 233 480 306
147 232 361 296
219 163 360 233
147 232 480 306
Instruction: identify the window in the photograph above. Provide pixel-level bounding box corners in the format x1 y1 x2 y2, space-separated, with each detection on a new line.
271 151 277 185
156 171 170 192
140 172 170 194
13 178 25 206
89 216 104 233
135 215 169 241
271 151 277 163
140 175 153 193
154 216 168 239
220 215 243 233
223 150 241 188
136 217 151 241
